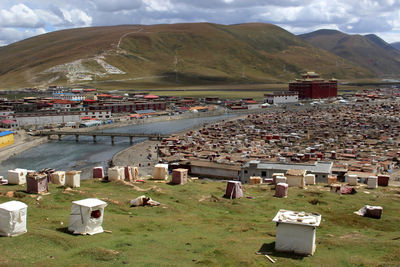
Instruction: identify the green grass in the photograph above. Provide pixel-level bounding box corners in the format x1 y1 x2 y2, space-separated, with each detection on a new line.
0 180 399 266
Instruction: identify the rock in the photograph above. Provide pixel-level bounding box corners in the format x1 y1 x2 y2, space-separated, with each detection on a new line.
4 191 14 198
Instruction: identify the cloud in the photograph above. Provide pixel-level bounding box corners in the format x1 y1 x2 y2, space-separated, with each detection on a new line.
92 0 142 12
0 27 46 46
0 4 44 28
60 8 92 27
0 0 400 45
340 16 393 33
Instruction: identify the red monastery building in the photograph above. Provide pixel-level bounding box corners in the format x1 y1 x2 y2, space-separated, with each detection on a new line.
289 72 337 99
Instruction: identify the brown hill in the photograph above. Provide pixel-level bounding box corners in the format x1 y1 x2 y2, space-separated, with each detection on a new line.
0 23 373 89
300 29 400 77
391 42 400 50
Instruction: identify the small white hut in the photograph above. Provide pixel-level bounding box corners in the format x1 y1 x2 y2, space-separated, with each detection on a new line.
0 201 28 237
152 164 169 180
68 198 107 235
7 169 28 185
108 166 124 181
51 171 66 185
65 171 81 188
285 169 306 188
272 209 321 255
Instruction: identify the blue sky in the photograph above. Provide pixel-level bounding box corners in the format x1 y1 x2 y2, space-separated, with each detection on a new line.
1 0 400 46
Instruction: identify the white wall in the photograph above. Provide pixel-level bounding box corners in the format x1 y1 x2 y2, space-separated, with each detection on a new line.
16 114 81 126
264 95 298 104
191 166 239 179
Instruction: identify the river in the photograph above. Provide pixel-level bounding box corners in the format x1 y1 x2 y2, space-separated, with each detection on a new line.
0 114 237 178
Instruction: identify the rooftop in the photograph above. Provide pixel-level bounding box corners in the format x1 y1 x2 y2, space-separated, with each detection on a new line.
272 209 321 226
245 160 333 174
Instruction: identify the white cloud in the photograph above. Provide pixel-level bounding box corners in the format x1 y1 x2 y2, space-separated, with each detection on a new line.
60 8 92 27
0 27 46 46
144 0 174 12
0 4 43 28
1 0 400 44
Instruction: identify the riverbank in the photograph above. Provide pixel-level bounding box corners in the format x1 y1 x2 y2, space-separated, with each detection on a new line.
0 130 47 163
0 109 227 166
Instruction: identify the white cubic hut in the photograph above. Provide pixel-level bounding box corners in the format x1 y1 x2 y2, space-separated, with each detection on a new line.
286 169 306 188
275 176 287 184
347 174 358 186
65 171 81 188
51 171 66 185
272 209 321 255
7 169 28 185
0 201 28 237
272 173 285 184
367 176 378 189
68 198 107 235
153 164 169 180
108 166 124 181
305 174 316 185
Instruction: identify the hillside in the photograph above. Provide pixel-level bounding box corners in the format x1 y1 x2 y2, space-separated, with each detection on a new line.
1 179 400 266
391 42 400 50
0 23 373 89
300 30 400 77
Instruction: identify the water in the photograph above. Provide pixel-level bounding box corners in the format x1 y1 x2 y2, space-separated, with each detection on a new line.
0 114 236 178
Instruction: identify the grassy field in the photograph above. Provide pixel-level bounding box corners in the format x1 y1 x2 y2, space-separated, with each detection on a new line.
0 179 399 266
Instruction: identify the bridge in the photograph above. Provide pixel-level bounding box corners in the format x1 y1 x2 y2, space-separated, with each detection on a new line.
38 131 169 144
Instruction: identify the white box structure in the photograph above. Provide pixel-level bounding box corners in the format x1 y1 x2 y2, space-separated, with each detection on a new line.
367 176 378 189
305 174 316 185
152 164 169 180
108 166 124 181
51 171 66 185
272 209 321 255
0 201 28 237
7 169 28 185
65 171 81 188
68 198 107 235
347 174 358 186
286 169 306 188
275 176 287 184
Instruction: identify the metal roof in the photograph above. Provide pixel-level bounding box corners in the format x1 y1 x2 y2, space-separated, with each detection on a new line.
136 109 156 114
0 131 14 137
244 160 333 174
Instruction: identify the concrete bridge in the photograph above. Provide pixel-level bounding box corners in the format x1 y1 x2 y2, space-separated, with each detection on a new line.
38 130 169 144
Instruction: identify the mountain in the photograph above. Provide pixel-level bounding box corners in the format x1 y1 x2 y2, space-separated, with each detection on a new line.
391 42 400 50
300 30 400 77
0 23 373 89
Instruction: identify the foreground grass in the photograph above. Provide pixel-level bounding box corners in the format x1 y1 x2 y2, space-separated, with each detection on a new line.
0 179 399 266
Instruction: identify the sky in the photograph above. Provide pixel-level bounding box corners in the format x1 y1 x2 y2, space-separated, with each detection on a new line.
1 0 400 46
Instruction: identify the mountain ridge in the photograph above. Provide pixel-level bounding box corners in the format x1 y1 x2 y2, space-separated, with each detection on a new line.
300 29 400 77
0 23 374 89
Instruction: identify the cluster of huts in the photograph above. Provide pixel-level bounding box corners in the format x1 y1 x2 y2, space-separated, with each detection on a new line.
158 100 400 183
0 158 386 257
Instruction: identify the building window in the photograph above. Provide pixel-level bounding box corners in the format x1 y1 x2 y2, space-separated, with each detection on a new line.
261 171 266 177
244 170 248 174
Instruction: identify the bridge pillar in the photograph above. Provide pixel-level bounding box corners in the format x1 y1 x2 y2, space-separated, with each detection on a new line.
75 135 79 142
93 135 97 143
111 136 115 145
129 136 134 144
58 134 62 141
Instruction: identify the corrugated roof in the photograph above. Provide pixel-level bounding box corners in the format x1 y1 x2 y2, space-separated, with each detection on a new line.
244 160 332 174
0 131 14 137
136 109 156 114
